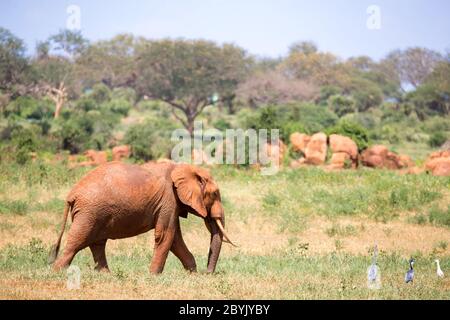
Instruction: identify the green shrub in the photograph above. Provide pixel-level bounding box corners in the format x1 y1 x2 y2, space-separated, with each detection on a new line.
75 97 97 112
328 94 355 117
326 120 370 151
124 119 178 161
111 87 136 103
281 121 307 142
4 96 53 120
213 118 232 131
350 78 383 112
52 108 117 153
101 98 132 116
240 103 338 140
262 192 280 209
428 131 447 148
317 86 341 106
407 213 428 225
89 83 111 104
11 126 40 164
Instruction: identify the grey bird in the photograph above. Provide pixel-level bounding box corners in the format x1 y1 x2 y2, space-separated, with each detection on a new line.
405 258 415 283
368 245 378 283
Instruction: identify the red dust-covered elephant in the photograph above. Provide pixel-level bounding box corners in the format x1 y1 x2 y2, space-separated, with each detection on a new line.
49 162 234 274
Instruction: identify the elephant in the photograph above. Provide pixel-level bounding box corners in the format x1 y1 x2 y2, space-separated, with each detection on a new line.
48 161 235 274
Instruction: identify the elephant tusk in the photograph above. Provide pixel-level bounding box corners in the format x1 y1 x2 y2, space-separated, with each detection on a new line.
215 218 238 247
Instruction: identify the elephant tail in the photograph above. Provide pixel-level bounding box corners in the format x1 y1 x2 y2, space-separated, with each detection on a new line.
48 201 72 265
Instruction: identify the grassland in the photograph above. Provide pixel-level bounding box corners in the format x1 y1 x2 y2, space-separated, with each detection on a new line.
0 161 449 299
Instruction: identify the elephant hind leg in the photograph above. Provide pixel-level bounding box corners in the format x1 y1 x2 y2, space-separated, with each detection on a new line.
89 240 109 272
53 245 78 271
53 215 97 271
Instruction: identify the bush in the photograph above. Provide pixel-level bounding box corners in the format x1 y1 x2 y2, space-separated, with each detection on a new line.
11 126 40 164
101 98 132 116
124 119 178 161
428 131 447 148
240 103 338 141
4 96 52 120
89 83 111 104
317 86 341 106
328 94 355 117
213 118 232 131
281 121 307 142
326 120 370 151
350 78 383 112
52 109 116 153
111 87 136 104
75 97 97 112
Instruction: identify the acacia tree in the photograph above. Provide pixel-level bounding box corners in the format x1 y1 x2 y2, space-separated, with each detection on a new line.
135 39 249 134
236 70 318 107
76 34 138 89
381 47 443 90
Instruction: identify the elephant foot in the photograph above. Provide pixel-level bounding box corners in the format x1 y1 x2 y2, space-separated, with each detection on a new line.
95 266 110 273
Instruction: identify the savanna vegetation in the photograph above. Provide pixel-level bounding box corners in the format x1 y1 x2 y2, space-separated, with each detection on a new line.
0 28 449 299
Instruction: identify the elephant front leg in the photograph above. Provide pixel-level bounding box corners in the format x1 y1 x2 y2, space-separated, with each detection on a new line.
170 223 197 272
150 224 176 274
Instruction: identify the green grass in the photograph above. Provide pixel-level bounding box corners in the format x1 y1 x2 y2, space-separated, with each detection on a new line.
0 200 29 215
0 161 449 299
429 205 450 228
0 239 449 299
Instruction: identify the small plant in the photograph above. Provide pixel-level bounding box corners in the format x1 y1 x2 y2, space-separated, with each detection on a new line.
326 223 358 237
114 267 127 280
429 205 450 228
334 239 344 251
262 192 280 208
408 213 428 225
432 240 448 255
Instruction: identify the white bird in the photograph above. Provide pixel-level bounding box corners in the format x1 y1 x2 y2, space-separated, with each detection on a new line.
435 259 444 278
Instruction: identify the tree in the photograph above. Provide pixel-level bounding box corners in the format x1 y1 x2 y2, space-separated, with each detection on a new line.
288 41 318 55
76 34 137 90
135 39 250 134
236 70 318 107
282 49 340 86
32 30 87 118
0 28 29 103
382 47 443 90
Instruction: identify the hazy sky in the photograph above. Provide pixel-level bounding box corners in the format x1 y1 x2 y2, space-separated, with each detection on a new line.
1 0 449 60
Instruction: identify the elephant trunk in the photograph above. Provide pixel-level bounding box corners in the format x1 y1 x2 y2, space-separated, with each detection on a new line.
206 218 223 273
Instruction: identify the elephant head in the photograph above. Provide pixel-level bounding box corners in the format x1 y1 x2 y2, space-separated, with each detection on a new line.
171 164 235 273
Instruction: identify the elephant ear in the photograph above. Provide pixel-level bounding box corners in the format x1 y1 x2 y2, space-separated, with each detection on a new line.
171 164 208 218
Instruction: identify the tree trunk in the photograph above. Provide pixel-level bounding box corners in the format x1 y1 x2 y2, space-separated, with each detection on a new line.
54 100 64 119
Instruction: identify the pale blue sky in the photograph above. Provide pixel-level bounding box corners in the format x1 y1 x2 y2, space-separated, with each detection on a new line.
1 0 449 60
